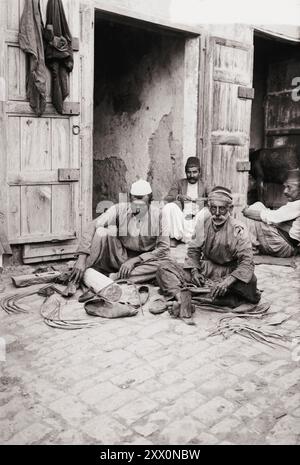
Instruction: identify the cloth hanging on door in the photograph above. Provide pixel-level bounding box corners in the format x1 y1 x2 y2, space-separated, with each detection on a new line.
44 0 73 114
19 0 47 116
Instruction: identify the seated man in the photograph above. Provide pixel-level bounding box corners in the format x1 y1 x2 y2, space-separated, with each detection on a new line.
70 180 170 284
163 156 209 245
243 169 300 257
157 186 261 309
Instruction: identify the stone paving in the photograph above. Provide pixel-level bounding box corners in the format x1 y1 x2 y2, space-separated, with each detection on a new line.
0 251 300 445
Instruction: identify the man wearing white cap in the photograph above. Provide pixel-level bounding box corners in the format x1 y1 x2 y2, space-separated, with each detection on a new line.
70 179 170 283
243 170 300 257
157 186 260 309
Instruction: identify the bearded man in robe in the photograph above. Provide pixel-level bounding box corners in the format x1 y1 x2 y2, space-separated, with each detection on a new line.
157 186 261 309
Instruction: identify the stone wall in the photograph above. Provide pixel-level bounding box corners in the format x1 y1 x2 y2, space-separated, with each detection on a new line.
93 18 185 214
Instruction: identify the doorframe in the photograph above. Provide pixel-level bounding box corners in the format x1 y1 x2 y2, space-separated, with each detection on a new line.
0 1 8 240
85 7 202 222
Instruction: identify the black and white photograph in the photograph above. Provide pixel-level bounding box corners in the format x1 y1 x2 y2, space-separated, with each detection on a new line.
0 0 299 449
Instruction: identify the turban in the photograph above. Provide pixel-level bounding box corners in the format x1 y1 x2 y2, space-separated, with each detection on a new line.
130 179 152 196
208 186 233 204
185 157 200 170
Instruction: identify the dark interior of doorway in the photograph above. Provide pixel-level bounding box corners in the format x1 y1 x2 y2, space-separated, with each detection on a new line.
249 34 300 208
93 12 187 218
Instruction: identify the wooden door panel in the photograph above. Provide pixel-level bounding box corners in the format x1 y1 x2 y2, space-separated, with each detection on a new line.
213 40 252 86
21 185 51 236
52 118 71 168
7 116 21 171
7 44 26 100
52 184 74 235
3 0 81 252
212 82 252 133
266 93 300 133
204 36 254 219
21 117 51 170
8 186 21 239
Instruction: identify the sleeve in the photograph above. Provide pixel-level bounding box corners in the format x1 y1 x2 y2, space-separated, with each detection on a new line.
183 216 206 269
260 202 300 225
139 210 170 262
164 180 180 203
76 205 118 255
230 226 255 283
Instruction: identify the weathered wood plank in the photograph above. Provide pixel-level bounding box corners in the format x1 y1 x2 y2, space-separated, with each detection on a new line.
7 116 21 171
52 118 71 168
8 171 77 184
211 144 249 217
266 92 300 130
213 41 252 86
238 86 255 100
23 253 76 263
236 161 251 171
7 186 21 239
268 59 300 93
7 0 20 31
211 132 248 146
21 117 51 170
6 30 80 52
23 241 78 260
182 36 200 167
58 169 80 182
11 270 61 287
0 5 9 246
21 185 51 236
79 3 94 230
212 82 251 134
52 184 74 235
266 128 300 136
7 45 21 99
10 233 76 245
6 101 80 115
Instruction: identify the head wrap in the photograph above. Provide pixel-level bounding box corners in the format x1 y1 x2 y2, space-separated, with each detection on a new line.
185 157 200 170
208 186 233 204
130 179 152 196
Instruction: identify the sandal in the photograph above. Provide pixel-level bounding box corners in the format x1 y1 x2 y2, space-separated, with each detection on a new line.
149 297 168 315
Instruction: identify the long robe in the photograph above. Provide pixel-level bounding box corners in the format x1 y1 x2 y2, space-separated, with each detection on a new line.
157 215 260 308
244 201 300 257
77 203 170 283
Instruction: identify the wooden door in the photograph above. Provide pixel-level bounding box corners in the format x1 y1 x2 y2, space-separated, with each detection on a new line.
202 36 254 218
1 0 82 262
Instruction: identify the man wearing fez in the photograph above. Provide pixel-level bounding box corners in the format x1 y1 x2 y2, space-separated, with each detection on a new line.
163 156 209 246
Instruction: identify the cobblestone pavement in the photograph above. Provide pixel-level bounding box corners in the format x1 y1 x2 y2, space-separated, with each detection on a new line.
0 252 299 445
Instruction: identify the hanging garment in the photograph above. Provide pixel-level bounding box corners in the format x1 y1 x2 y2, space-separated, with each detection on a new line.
19 0 47 116
44 0 73 113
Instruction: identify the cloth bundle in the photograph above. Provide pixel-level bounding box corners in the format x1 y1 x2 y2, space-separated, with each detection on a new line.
19 0 73 115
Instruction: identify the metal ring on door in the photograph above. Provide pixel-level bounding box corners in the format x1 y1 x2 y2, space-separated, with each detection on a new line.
72 125 80 135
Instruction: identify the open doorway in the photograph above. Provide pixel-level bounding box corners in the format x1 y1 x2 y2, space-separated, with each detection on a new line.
249 33 300 208
93 11 199 217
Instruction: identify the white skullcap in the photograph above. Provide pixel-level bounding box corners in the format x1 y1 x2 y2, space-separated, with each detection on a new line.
130 179 152 196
